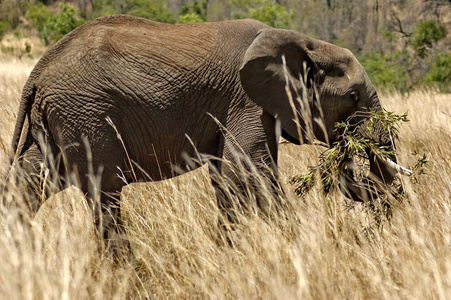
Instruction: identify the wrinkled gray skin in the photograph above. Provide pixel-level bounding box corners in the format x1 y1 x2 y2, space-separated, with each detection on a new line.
12 15 396 232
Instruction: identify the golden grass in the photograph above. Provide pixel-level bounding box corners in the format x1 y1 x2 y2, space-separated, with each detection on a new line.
0 53 450 299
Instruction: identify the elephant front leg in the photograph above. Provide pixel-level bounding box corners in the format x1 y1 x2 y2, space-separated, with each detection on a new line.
209 109 283 231
208 159 239 231
208 156 284 247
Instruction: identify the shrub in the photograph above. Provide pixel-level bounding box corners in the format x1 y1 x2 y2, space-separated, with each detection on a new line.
249 0 293 29
27 2 52 44
177 0 208 24
92 0 176 23
126 1 175 23
0 0 26 38
411 20 447 58
45 3 86 43
177 12 204 24
28 2 85 45
0 20 9 40
425 52 451 92
359 51 409 92
232 0 293 29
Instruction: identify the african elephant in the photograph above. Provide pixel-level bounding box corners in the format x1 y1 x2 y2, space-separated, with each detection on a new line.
11 15 408 234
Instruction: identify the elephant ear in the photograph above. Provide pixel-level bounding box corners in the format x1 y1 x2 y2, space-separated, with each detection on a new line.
240 28 319 143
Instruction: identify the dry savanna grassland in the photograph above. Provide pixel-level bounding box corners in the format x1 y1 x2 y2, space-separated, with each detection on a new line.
0 40 450 299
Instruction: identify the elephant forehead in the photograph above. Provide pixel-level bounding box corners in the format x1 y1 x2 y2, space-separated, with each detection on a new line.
310 42 363 76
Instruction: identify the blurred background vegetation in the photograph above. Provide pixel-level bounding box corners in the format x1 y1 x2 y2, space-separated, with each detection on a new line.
0 0 450 92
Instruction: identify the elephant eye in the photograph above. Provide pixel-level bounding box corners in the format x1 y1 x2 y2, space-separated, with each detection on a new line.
350 91 359 102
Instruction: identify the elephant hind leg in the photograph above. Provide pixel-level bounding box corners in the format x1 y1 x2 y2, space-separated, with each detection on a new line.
14 143 46 213
87 173 131 258
70 153 129 253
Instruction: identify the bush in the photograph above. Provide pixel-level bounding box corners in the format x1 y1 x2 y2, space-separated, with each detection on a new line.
0 0 26 38
126 1 175 23
232 0 293 29
45 3 86 43
359 51 410 92
411 20 447 58
27 2 52 44
0 20 9 40
249 0 293 29
28 2 85 45
177 12 204 24
92 0 175 23
425 52 451 92
177 0 208 24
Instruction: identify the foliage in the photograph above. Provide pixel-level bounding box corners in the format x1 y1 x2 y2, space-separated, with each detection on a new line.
424 52 451 92
119 0 175 23
411 19 447 58
28 2 85 45
177 0 208 24
248 0 293 29
365 109 409 141
1 0 450 92
231 0 294 29
0 0 27 36
27 2 54 45
0 20 9 40
359 18 448 92
27 2 52 32
177 12 204 24
358 51 410 92
91 0 176 23
45 3 86 44
290 110 410 206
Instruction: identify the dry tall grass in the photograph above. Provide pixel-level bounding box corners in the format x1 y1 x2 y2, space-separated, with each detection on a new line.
0 53 450 299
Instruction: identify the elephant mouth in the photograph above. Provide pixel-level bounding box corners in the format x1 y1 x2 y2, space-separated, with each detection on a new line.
330 110 413 203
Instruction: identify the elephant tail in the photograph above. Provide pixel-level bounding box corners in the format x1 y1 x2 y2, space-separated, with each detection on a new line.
11 84 36 158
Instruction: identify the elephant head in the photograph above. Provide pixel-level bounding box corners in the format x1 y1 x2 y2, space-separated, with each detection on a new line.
240 28 407 202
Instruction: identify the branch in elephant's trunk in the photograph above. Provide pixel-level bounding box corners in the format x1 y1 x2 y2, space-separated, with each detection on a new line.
344 109 411 185
289 143 412 198
289 109 413 222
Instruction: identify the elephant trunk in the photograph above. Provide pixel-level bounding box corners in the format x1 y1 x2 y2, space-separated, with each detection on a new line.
339 105 412 202
369 144 396 186
339 142 407 203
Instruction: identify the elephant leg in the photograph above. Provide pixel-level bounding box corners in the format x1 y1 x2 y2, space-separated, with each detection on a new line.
66 161 128 255
18 143 45 213
98 190 130 256
208 158 239 228
98 177 126 245
210 110 282 228
61 142 129 250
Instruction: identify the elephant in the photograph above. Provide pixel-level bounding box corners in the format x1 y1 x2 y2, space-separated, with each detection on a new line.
11 15 409 237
